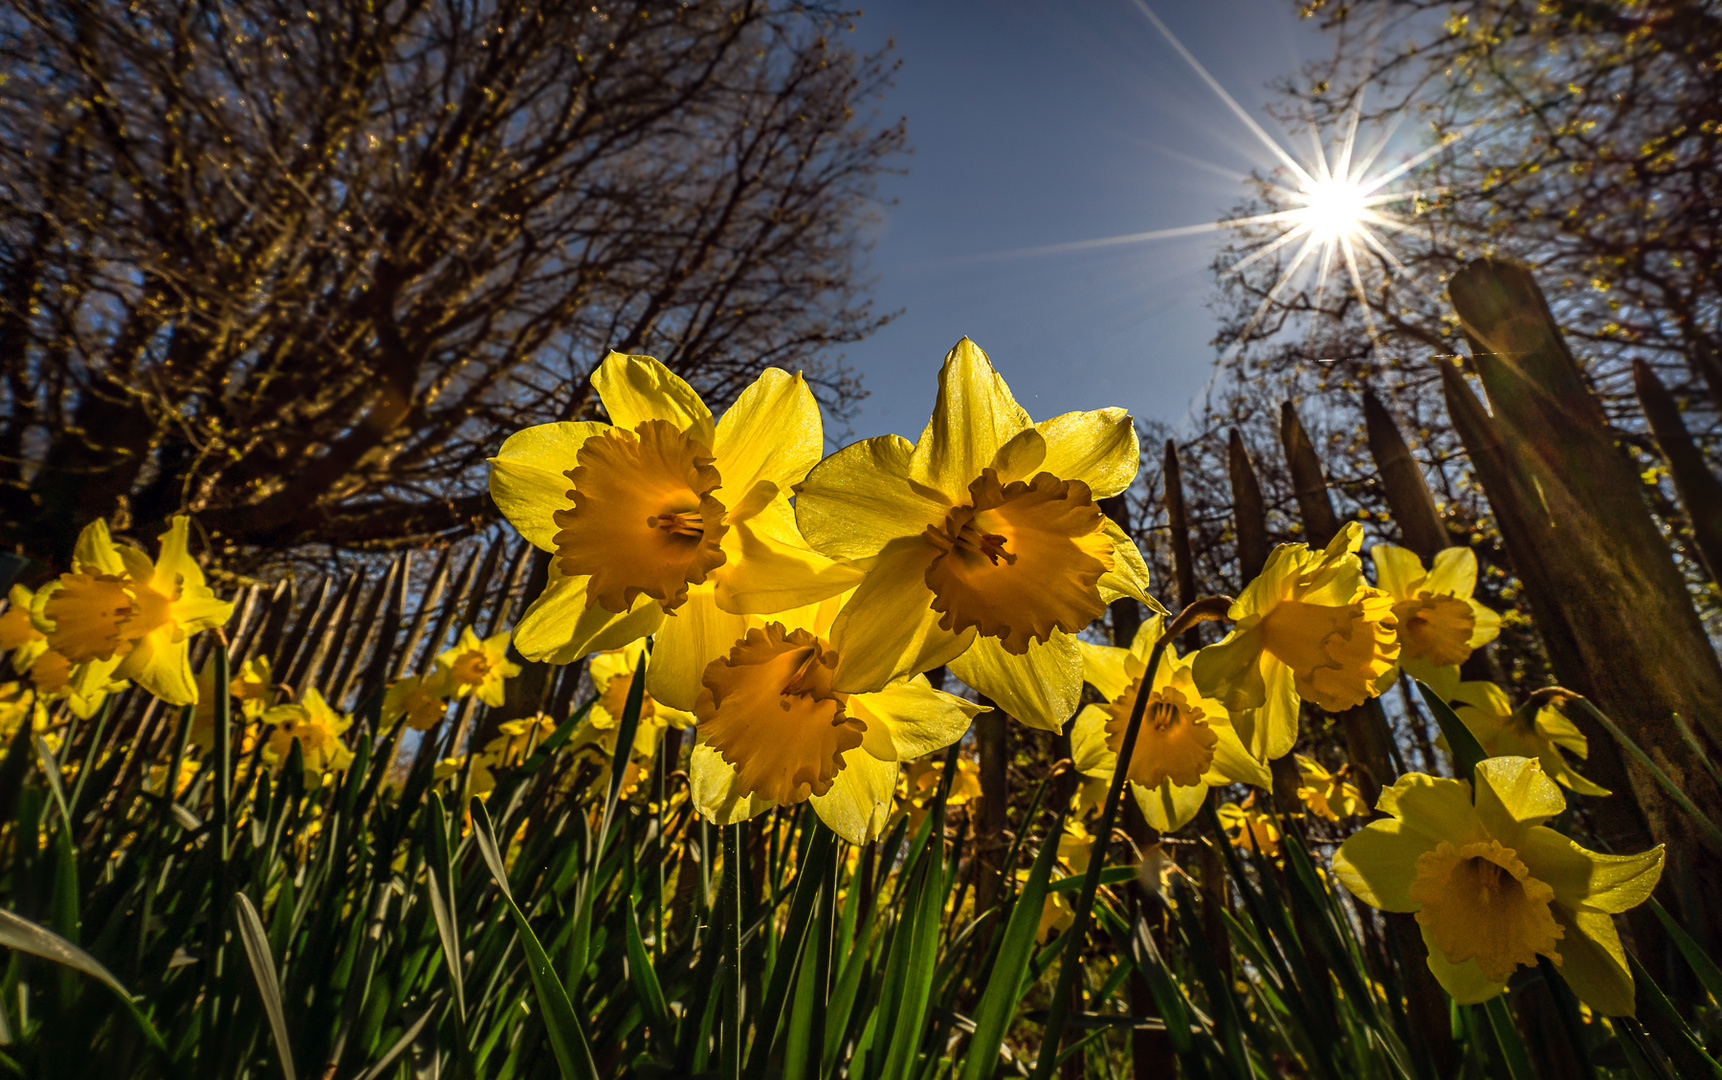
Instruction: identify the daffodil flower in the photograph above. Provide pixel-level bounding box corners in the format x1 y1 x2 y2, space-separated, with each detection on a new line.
1296 753 1366 822
29 517 233 706
1216 795 1282 858
893 754 982 832
1333 756 1662 1013
5 583 127 718
689 592 985 845
1371 545 1500 688
261 689 356 776
1447 682 1608 796
793 338 1154 730
435 754 499 800
489 353 862 710
435 626 522 707
1071 616 1270 832
1193 523 1398 738
383 673 452 731
483 714 560 764
582 640 696 751
0 681 49 746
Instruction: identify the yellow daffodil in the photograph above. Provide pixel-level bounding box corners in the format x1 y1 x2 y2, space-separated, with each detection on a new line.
1071 616 1270 832
435 753 499 799
483 714 559 765
582 640 696 753
793 338 1155 731
689 592 985 845
1296 753 1366 822
189 655 277 752
435 626 522 706
383 672 452 731
5 584 127 718
1371 545 1501 688
0 681 49 745
1022 865 1076 943
893 754 982 831
489 353 862 711
144 757 201 799
1193 523 1398 742
29 517 233 707
1216 795 1282 858
261 689 355 776
1448 682 1608 796
1333 757 1662 1013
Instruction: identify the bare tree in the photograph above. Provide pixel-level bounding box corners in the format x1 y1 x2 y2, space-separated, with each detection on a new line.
0 0 903 573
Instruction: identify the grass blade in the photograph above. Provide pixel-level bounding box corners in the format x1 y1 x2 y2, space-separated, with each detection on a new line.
0 908 164 1049
471 799 599 1080
235 892 298 1080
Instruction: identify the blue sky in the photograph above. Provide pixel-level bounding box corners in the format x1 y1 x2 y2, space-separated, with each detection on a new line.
834 0 1335 441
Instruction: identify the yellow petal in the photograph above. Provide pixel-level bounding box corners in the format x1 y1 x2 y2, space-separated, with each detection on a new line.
829 538 972 693
1207 722 1271 789
513 567 663 665
1466 600 1502 649
1333 819 1437 911
488 422 607 552
1375 771 1486 846
1473 756 1567 838
119 628 196 706
795 434 949 560
845 676 984 761
809 747 898 845
1518 828 1662 913
714 368 822 494
949 631 1080 733
689 742 774 826
1069 704 1116 776
712 493 864 615
1131 779 1207 833
647 585 748 712
152 517 208 594
71 519 128 576
1369 544 1428 601
1025 408 1139 499
1550 906 1637 1016
1425 547 1479 598
1191 623 1269 713
592 352 716 445
1420 925 1510 1004
1077 640 1134 703
1096 519 1157 608
907 338 1032 501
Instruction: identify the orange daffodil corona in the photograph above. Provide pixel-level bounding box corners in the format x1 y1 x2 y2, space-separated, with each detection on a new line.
1071 615 1270 831
688 591 985 845
488 352 861 712
1335 756 1662 1014
1371 544 1500 693
793 339 1157 731
1192 522 1398 753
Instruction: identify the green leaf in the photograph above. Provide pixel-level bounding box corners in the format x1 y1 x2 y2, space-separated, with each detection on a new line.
472 799 599 1080
959 807 1064 1080
1648 897 1722 1007
424 793 467 1022
0 907 164 1049
1417 680 1486 781
235 892 298 1080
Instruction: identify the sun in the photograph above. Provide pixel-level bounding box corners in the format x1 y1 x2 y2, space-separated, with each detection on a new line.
1296 175 1372 244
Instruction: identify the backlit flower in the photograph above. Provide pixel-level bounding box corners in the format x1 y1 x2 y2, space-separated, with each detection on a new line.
1071 616 1270 832
793 338 1154 730
893 754 982 831
261 689 355 776
689 592 985 845
5 584 127 718
1216 795 1282 858
1333 757 1662 1013
1371 545 1500 687
435 626 521 707
1296 754 1365 822
483 714 560 765
490 353 861 710
29 517 233 706
435 753 499 800
1193 522 1398 726
1448 682 1607 796
0 681 49 746
567 640 696 763
383 672 451 731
